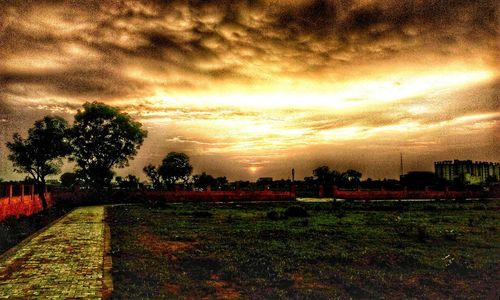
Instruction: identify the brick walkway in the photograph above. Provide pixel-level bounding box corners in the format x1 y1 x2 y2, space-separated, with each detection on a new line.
0 206 110 299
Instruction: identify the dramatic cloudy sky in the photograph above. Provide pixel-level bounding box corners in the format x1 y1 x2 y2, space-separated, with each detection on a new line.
0 0 498 181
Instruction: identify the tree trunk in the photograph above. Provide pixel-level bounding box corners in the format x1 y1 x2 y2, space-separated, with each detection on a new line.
39 179 48 211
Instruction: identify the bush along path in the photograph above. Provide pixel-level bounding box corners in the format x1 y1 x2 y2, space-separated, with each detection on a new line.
0 206 112 299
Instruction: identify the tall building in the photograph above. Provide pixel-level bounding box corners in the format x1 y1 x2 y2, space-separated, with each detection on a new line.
434 160 500 184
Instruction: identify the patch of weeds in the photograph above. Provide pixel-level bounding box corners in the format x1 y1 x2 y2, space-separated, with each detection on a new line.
179 257 222 281
416 224 430 242
284 205 309 218
389 216 413 238
396 202 409 212
266 210 282 221
423 204 438 211
468 214 487 227
443 254 474 273
192 211 213 218
336 209 347 220
345 283 372 299
365 213 383 225
472 204 487 210
258 229 289 240
225 214 236 223
486 225 496 232
291 219 309 227
442 229 460 241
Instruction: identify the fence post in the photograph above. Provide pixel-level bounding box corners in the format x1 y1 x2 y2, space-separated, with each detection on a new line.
8 184 13 204
21 184 24 201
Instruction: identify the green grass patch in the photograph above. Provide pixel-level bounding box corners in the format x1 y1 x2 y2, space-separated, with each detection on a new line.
107 200 500 299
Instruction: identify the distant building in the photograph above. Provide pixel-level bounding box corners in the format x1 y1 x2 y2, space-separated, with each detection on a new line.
434 160 500 184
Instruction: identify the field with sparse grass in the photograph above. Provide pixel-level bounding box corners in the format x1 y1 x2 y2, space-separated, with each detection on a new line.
107 200 499 299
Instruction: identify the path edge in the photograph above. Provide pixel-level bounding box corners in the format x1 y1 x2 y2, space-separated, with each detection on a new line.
102 206 114 299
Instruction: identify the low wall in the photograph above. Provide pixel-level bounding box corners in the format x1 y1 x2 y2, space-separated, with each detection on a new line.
0 192 53 222
332 188 482 200
143 190 296 203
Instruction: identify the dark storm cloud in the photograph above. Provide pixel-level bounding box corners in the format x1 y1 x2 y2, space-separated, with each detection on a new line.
0 0 498 101
0 68 150 99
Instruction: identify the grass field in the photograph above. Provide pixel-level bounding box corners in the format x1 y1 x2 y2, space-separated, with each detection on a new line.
107 200 499 299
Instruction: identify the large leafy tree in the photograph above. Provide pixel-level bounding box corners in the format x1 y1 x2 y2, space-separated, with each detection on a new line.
7 116 72 210
158 152 192 189
70 102 147 189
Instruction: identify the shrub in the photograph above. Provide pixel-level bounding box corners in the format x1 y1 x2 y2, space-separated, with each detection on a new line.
394 223 413 237
473 204 487 210
226 214 235 223
191 211 213 218
266 210 282 220
416 224 430 242
291 219 309 227
445 255 474 273
284 205 308 218
443 229 459 241
336 209 347 219
423 204 437 211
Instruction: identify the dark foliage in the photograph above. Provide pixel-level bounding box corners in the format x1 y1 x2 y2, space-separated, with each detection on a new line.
70 102 147 190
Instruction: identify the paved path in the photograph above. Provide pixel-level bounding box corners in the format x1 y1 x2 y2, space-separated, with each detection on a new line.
0 206 111 299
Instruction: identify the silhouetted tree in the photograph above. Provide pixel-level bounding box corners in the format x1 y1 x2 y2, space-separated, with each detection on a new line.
193 172 216 190
70 102 147 190
143 164 162 189
60 172 78 188
116 174 140 190
158 152 192 189
340 169 362 187
7 116 72 210
313 166 340 186
313 166 330 184
304 176 315 185
215 176 229 190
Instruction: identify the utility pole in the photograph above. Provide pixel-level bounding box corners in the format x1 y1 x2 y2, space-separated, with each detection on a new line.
291 168 295 182
400 153 404 177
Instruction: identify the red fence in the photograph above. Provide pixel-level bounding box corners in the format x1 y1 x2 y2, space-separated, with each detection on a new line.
143 189 296 203
0 184 54 222
330 186 482 200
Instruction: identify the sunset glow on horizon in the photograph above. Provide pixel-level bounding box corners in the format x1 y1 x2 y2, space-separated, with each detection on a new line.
0 0 498 181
